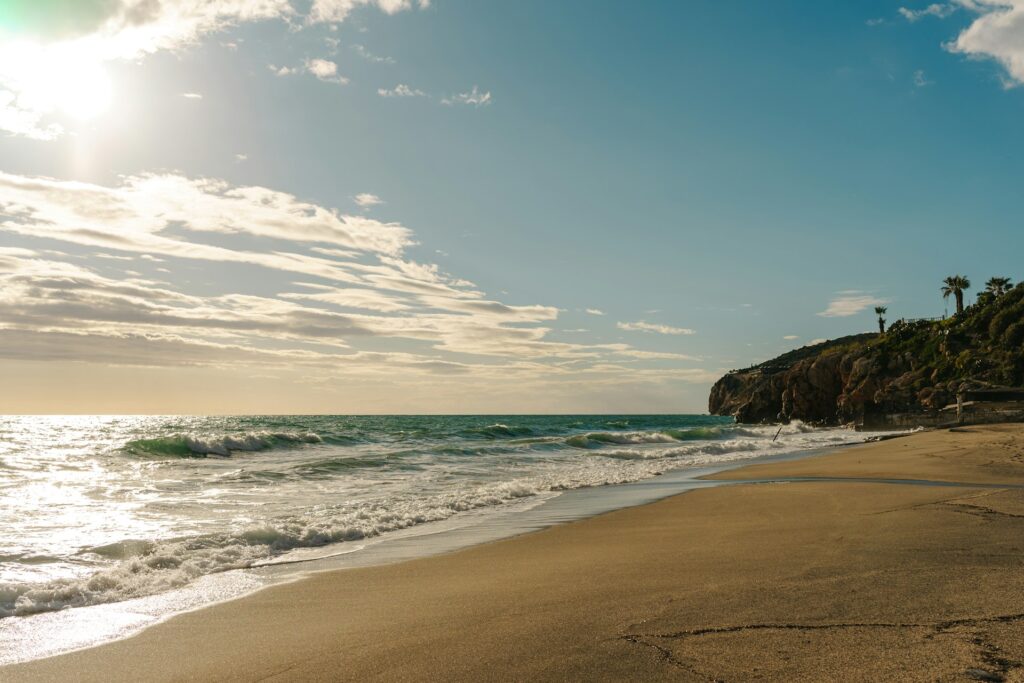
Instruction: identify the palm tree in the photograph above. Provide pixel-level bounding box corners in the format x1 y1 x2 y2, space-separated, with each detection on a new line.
874 306 887 334
985 276 1013 297
942 275 971 316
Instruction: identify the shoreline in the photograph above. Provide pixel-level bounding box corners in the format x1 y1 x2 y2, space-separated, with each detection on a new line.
7 424 1024 681
0 434 863 667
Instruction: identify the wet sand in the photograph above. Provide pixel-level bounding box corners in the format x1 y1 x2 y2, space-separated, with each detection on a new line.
6 424 1024 682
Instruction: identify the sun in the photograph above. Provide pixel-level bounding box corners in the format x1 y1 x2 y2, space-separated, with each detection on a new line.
44 60 112 121
3 40 113 122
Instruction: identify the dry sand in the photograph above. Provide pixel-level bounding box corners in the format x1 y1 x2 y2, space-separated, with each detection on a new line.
6 424 1024 682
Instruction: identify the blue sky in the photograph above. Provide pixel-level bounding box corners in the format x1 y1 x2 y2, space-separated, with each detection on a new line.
0 0 1022 413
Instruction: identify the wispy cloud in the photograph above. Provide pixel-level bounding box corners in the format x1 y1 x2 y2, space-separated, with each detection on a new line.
270 58 349 85
377 84 494 106
378 84 426 98
913 69 935 87
0 171 411 259
353 43 395 64
899 3 958 22
309 0 430 25
0 171 705 390
783 335 799 340
282 285 411 313
182 92 203 99
585 308 605 316
617 321 696 336
354 192 384 207
442 86 492 107
817 291 889 317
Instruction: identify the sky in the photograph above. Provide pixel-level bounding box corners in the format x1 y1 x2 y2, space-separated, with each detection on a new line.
0 0 1022 414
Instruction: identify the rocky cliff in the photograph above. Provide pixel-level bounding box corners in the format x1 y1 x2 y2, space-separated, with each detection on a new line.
709 284 1024 425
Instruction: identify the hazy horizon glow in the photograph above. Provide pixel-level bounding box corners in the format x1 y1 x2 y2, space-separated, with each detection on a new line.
1 1 1022 413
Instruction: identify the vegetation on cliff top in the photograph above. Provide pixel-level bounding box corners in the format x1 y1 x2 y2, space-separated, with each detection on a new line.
710 278 1024 424
879 280 1024 389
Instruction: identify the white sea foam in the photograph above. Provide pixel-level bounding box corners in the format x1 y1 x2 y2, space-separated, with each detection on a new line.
0 415 880 620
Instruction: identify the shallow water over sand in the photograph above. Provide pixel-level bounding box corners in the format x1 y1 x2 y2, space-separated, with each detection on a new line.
0 414 888 663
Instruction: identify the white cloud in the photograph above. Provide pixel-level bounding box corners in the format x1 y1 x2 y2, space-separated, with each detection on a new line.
235 153 249 162
617 321 696 336
182 92 203 99
309 0 429 24
353 44 395 64
0 0 428 138
913 69 935 86
442 86 492 107
27 1 292 59
271 58 349 85
352 191 385 206
817 292 890 317
596 344 702 361
0 0 293 138
783 335 799 340
305 58 349 85
282 287 411 312
899 3 958 21
354 193 384 207
866 17 887 26
945 0 1024 86
378 84 426 97
808 338 828 346
269 64 297 76
585 308 605 316
0 171 412 258
0 170 706 392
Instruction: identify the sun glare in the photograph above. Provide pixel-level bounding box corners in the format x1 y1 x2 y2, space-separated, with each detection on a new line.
3 40 113 121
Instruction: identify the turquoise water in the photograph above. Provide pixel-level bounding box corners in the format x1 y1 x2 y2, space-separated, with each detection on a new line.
0 414 871 619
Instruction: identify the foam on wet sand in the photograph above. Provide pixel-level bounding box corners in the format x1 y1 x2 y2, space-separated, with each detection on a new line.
6 424 1024 682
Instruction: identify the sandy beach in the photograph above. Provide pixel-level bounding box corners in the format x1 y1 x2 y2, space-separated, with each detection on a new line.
6 424 1024 682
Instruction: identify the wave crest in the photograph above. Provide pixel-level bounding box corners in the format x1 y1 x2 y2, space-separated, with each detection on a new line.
125 431 323 458
1 416 868 621
460 423 536 439
566 426 736 448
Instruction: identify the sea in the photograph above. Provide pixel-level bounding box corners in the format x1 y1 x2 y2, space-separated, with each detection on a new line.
0 414 881 663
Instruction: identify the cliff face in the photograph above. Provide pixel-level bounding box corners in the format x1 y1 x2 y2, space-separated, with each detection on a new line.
708 335 875 424
709 284 1024 425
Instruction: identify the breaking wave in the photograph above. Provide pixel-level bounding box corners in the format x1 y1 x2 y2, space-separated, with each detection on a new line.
0 464 652 618
125 431 323 458
460 423 536 439
0 414 881 623
564 423 776 448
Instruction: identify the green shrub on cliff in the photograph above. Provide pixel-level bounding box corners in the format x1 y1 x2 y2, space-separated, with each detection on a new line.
710 280 1024 423
990 308 1017 340
1005 322 1024 348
